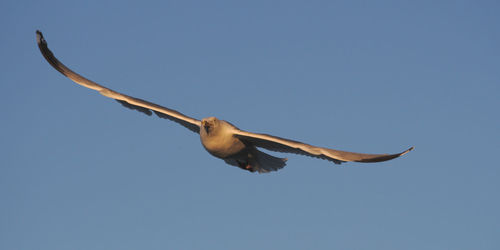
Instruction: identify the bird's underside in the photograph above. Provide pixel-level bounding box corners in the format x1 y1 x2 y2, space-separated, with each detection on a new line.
36 30 413 173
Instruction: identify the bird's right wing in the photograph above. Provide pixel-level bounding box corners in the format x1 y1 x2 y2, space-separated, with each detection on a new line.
233 129 413 164
36 30 201 133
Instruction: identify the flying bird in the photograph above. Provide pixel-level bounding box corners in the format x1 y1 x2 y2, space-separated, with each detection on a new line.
36 30 413 173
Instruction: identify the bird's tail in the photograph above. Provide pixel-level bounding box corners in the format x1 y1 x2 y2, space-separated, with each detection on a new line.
251 149 287 173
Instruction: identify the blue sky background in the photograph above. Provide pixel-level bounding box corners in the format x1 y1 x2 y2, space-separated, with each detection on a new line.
1 1 499 249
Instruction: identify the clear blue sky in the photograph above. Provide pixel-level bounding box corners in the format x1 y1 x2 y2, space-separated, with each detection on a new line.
1 0 499 249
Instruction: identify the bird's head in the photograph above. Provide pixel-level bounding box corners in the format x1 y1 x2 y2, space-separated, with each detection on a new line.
201 117 219 134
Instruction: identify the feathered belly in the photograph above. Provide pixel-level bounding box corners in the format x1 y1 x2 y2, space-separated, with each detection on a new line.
201 135 247 159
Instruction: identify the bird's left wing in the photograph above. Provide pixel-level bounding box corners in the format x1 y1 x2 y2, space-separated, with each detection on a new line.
36 30 201 133
233 129 413 164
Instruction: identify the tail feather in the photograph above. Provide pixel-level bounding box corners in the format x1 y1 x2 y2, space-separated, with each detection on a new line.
251 149 287 173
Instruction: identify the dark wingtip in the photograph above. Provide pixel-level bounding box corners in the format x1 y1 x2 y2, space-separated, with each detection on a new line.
354 146 414 163
36 30 46 45
401 146 414 156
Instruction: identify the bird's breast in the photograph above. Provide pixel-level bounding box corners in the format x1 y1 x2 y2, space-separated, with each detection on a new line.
200 132 246 159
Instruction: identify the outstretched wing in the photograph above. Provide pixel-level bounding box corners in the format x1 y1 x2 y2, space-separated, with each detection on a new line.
233 129 413 164
36 30 201 133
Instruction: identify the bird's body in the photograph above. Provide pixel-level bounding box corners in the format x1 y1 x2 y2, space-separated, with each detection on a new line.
200 117 287 172
200 117 244 159
36 30 413 173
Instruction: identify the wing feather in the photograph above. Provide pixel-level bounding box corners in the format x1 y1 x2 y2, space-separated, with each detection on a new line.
233 129 413 164
36 30 200 133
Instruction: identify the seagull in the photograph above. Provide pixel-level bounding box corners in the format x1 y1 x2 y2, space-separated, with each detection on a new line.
36 30 413 173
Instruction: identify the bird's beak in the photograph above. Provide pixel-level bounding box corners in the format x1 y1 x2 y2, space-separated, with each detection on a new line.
202 121 210 133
